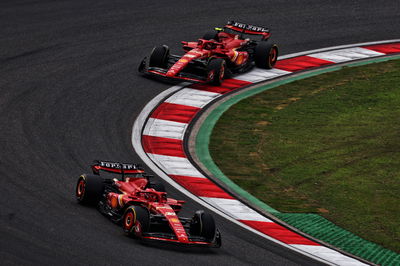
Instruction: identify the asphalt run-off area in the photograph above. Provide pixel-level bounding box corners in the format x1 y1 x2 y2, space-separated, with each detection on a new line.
1 1 400 265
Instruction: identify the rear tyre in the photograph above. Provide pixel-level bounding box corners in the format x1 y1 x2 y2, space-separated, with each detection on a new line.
147 181 166 192
149 45 169 68
207 58 226 85
203 31 218 41
76 174 104 206
190 210 216 241
255 42 278 69
123 206 150 238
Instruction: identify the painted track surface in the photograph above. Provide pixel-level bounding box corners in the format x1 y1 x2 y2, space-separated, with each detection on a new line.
138 42 400 266
1 1 399 265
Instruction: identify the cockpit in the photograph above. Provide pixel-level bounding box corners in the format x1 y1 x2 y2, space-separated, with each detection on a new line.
142 191 168 203
197 39 221 50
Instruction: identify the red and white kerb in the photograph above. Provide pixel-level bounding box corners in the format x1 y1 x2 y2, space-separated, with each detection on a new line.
141 42 400 265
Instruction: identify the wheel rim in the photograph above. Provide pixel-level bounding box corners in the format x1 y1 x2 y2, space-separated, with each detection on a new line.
124 212 134 230
76 180 85 199
208 70 215 81
134 221 142 236
269 47 277 66
219 64 225 80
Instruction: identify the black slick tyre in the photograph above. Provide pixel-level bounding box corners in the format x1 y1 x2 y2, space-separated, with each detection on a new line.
76 174 104 206
255 42 278 69
123 206 150 238
149 45 169 68
190 210 216 241
207 58 226 85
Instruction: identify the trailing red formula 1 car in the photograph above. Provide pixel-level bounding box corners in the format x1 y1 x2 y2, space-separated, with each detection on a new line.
138 21 278 85
75 160 221 247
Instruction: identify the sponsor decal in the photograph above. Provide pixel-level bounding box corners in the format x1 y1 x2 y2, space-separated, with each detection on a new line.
118 194 124 207
231 50 239 61
236 53 244 65
179 59 188 63
228 21 269 33
99 161 139 170
110 196 118 208
170 218 179 223
165 212 175 216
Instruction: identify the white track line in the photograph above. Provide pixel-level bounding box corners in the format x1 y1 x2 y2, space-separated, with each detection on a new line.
278 39 400 59
131 40 400 265
131 79 333 266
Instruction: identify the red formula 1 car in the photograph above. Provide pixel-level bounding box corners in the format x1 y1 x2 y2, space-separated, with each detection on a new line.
138 21 278 85
75 160 221 247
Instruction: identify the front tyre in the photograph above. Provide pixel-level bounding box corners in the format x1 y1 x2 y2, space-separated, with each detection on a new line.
76 174 104 206
207 58 226 85
255 42 278 69
190 210 216 242
149 45 169 68
123 206 150 238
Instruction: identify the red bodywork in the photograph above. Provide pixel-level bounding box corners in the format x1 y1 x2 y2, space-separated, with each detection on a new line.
93 162 216 246
143 21 272 83
78 161 220 246
180 34 250 68
106 177 196 243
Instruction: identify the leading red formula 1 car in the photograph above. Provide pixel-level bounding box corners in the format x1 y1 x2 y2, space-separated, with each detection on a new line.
75 160 221 247
139 21 278 85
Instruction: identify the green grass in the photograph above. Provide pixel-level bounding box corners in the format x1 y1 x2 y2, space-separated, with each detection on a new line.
210 59 400 253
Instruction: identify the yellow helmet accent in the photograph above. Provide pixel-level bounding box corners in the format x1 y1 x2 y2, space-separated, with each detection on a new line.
215 27 223 31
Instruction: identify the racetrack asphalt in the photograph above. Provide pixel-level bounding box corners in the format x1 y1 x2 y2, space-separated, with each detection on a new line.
1 1 399 265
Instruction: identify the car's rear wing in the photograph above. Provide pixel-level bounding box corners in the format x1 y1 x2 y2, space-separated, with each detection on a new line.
91 160 145 177
224 21 271 40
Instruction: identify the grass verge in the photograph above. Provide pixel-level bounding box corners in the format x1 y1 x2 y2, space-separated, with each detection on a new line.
210 59 400 253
